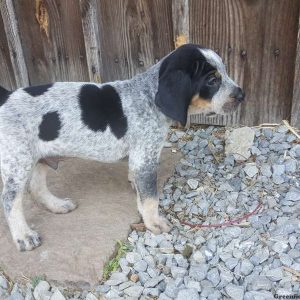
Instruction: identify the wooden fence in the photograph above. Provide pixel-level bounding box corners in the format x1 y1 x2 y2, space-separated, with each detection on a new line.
0 0 300 127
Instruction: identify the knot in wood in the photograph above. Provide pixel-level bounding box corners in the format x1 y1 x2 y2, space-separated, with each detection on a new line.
240 50 247 58
274 49 280 57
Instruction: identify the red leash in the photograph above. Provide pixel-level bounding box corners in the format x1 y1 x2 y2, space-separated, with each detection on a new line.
180 202 263 229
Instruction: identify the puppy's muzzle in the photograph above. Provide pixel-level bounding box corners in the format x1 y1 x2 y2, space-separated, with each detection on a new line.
230 87 245 102
222 87 245 113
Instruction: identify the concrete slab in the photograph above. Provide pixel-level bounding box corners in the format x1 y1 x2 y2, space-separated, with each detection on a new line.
0 149 181 288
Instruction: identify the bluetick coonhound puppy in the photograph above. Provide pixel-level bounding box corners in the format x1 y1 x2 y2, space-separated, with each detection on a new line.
0 44 245 251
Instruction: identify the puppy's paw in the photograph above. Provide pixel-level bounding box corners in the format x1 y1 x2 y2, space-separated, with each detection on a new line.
43 197 77 214
144 215 172 235
158 216 172 233
54 198 77 214
15 230 41 252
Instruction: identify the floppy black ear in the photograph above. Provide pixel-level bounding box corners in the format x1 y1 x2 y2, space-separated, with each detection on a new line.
155 70 192 126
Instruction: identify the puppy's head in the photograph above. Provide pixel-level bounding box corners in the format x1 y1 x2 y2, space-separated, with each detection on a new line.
155 44 245 125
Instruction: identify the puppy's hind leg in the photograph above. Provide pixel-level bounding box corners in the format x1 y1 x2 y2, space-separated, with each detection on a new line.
29 163 76 214
1 152 41 251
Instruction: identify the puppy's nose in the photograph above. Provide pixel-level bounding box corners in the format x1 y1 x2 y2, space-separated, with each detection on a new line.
230 87 245 102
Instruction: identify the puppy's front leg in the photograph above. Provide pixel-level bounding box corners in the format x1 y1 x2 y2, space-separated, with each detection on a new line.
131 160 171 234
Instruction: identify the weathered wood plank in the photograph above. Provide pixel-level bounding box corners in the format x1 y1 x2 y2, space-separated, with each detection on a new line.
291 15 300 128
13 0 89 85
189 0 245 126
98 0 173 82
0 11 17 90
172 0 189 48
189 0 300 126
80 0 102 83
240 0 300 126
0 0 29 87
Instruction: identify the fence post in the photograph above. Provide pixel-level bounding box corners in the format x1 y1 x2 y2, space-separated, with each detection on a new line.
172 0 190 127
80 0 103 83
172 0 189 49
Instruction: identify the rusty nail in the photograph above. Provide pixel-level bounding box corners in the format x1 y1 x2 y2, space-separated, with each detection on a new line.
138 60 144 67
91 66 96 74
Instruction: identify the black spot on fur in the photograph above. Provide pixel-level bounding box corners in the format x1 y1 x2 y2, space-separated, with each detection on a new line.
24 83 53 97
39 111 61 141
79 84 128 139
0 86 11 106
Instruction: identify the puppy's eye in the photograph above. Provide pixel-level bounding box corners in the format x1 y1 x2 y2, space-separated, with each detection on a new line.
207 76 218 86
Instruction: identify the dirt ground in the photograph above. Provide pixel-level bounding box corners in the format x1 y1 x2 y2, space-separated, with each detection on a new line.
0 149 181 288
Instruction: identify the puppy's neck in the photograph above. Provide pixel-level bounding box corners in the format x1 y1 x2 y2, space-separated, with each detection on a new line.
131 62 161 101
130 62 172 127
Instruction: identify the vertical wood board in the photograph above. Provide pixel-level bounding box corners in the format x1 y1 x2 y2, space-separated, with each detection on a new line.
0 0 29 87
291 14 300 128
80 0 103 83
0 12 17 90
172 0 189 48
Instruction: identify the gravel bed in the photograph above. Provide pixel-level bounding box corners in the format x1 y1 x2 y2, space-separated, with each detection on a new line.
1 124 299 300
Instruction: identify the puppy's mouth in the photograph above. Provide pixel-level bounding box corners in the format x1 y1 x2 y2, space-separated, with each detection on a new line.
222 100 240 113
206 112 217 117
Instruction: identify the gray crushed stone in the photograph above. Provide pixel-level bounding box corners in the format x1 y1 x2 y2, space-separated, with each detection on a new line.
2 124 299 299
